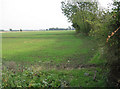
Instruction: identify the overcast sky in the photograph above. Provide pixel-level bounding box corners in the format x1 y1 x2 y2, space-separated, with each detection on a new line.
0 0 113 30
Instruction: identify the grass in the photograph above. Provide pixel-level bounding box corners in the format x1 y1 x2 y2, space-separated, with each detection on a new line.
2 31 108 87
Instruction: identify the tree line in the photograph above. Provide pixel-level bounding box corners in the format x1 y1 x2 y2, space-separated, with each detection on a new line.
61 0 120 87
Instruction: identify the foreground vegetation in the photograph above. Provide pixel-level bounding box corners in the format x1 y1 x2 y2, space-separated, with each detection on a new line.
2 31 108 87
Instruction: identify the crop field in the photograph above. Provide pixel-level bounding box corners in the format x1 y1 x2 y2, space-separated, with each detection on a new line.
2 31 107 87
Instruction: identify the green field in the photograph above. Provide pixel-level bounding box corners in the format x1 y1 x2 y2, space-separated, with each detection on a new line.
2 31 107 87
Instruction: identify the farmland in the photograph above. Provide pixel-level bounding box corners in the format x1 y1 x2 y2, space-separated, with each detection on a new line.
2 31 107 87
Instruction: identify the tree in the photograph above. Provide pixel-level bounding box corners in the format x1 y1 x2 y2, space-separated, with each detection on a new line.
9 29 12 31
20 29 22 32
61 0 98 35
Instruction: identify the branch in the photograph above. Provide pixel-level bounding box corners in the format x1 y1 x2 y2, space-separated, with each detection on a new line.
106 26 120 42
